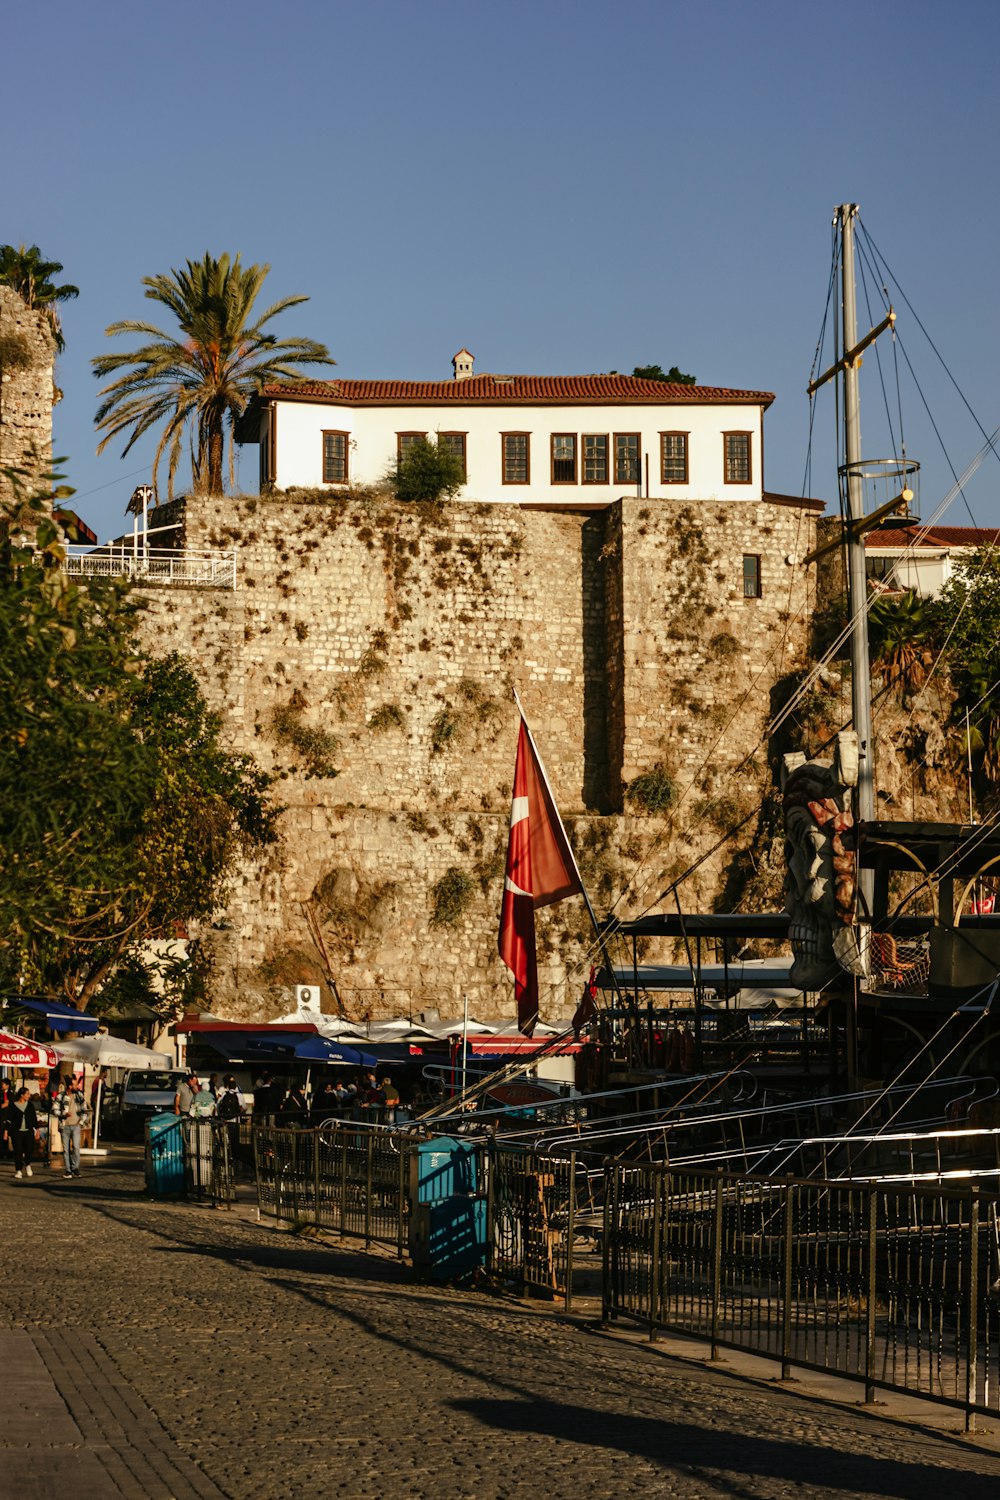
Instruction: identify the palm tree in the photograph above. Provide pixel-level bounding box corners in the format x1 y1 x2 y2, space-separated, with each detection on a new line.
0 243 79 351
93 253 334 498
868 588 936 694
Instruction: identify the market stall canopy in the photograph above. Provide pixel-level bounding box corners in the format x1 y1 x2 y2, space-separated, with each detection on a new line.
0 1030 58 1069
52 1034 171 1068
6 997 100 1034
196 1029 377 1068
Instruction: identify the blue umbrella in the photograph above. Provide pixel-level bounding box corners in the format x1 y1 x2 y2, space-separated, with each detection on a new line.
292 1034 378 1068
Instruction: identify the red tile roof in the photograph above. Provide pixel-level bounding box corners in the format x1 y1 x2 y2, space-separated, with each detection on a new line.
258 373 774 407
865 524 1000 548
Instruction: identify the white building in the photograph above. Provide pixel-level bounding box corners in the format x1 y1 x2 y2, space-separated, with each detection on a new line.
236 350 775 507
865 524 1000 597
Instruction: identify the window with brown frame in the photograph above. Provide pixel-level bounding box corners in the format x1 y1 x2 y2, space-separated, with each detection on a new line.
322 430 349 484
502 432 530 484
396 431 427 464
743 554 762 598
660 431 688 484
614 433 640 485
437 431 467 479
551 433 577 484
582 434 608 484
724 431 752 484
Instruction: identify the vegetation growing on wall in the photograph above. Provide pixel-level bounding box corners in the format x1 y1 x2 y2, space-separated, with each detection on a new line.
430 866 475 925
272 696 339 778
369 702 406 733
430 678 504 755
624 766 676 814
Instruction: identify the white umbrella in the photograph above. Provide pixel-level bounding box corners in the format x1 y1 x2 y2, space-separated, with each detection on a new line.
52 1034 171 1150
52 1034 170 1068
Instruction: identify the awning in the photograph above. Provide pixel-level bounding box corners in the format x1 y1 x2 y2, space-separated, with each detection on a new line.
7 998 100 1034
196 1030 377 1068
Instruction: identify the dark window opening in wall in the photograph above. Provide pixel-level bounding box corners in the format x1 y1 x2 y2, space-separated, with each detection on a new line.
260 426 271 490
437 431 467 479
725 431 752 484
615 433 640 485
502 432 530 484
583 434 608 484
660 431 688 483
322 430 349 484
397 431 427 464
743 554 762 598
551 433 577 484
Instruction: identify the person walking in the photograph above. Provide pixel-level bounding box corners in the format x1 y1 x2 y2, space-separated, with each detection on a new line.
6 1087 39 1179
53 1078 90 1178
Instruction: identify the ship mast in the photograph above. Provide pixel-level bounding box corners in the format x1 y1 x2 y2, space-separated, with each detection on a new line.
838 204 876 837
806 204 904 910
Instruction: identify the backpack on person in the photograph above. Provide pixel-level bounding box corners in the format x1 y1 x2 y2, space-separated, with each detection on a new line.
217 1089 241 1121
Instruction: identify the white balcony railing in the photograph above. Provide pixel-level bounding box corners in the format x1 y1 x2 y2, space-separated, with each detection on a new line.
60 545 236 590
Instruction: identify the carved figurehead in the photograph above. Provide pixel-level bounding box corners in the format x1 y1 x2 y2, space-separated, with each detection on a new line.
782 731 868 989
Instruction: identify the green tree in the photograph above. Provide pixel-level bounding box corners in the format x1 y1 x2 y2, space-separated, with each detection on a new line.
632 364 696 385
93 252 334 499
934 550 1000 775
392 436 466 503
0 473 277 1007
0 243 79 351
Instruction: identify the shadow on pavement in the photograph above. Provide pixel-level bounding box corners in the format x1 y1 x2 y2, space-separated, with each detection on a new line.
449 1396 1000 1497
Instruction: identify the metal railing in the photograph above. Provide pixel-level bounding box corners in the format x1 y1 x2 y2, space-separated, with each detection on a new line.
602 1160 1000 1430
61 545 236 589
485 1140 611 1308
182 1119 237 1206
254 1124 413 1254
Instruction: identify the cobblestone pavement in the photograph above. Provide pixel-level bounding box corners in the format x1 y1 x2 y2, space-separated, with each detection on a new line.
3 1155 1000 1499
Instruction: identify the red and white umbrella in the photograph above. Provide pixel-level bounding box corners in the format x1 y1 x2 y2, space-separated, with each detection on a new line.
0 1030 58 1069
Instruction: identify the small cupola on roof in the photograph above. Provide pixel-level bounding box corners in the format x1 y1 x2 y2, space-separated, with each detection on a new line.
452 348 475 381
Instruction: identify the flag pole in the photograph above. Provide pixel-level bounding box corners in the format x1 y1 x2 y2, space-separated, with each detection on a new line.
510 688 627 1021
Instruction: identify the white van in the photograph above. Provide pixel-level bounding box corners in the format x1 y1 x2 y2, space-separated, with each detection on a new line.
104 1069 189 1139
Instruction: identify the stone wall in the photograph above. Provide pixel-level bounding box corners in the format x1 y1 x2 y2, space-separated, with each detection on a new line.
138 490 818 1023
0 285 54 508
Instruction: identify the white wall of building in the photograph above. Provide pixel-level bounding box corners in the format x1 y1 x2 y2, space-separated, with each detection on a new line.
267 398 765 505
869 548 954 597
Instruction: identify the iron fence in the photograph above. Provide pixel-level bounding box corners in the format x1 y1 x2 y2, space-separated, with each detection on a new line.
603 1161 1000 1429
486 1144 597 1307
182 1119 236 1206
254 1124 412 1254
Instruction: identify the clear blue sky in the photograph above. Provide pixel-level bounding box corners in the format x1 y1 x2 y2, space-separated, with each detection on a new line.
6 0 999 541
